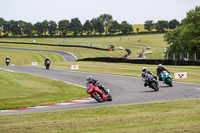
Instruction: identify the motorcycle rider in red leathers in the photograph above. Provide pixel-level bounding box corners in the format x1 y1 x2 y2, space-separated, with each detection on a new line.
86 75 108 94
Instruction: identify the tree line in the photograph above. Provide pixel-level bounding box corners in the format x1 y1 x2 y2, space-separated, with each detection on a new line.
164 6 200 56
144 19 180 32
0 13 180 37
0 14 133 37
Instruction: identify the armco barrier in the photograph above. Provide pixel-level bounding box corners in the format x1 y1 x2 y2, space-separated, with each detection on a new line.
79 57 200 66
0 41 108 51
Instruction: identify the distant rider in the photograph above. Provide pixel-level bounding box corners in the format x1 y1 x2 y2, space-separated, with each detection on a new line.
86 75 108 93
44 57 51 65
5 56 10 66
141 67 156 87
156 64 170 81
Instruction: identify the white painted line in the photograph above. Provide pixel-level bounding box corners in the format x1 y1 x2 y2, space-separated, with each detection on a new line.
0 110 14 113
42 77 85 88
67 52 78 61
29 105 59 109
0 66 85 88
57 103 75 105
0 97 94 113
0 68 15 72
74 99 94 103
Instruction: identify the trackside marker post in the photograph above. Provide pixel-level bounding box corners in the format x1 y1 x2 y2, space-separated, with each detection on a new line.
71 65 79 70
174 72 187 79
32 62 37 66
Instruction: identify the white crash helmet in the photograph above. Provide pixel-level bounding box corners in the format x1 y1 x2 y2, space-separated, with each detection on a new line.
158 64 162 67
142 67 147 72
87 75 93 82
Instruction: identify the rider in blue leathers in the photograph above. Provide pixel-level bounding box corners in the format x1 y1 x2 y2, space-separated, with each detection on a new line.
141 67 156 87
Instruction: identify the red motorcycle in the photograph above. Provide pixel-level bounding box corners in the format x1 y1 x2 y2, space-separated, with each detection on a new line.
86 83 112 102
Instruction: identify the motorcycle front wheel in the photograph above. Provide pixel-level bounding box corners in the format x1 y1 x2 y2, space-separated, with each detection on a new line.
92 92 103 102
166 78 173 87
46 65 50 69
151 82 159 91
107 94 112 101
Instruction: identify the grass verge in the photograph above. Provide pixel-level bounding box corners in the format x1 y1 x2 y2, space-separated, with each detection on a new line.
0 69 87 110
0 48 65 66
0 98 200 133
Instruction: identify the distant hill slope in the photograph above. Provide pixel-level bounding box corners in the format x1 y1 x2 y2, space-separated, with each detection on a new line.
132 24 156 32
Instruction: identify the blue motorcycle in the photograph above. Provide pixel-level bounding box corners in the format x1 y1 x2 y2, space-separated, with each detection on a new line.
161 71 173 87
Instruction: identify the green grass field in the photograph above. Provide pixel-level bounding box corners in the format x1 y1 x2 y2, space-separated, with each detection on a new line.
0 33 167 59
0 69 87 110
0 34 200 132
0 98 200 133
0 48 65 66
0 43 128 60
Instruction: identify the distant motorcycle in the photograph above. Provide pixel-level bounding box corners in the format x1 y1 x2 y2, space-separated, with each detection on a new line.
86 83 112 102
45 60 50 69
6 59 10 66
161 71 173 87
143 74 159 91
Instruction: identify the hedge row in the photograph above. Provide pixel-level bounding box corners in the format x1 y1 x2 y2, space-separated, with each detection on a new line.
79 57 200 66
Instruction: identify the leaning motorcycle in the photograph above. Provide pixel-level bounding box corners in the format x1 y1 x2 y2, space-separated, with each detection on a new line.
45 60 50 69
160 71 173 87
6 59 10 66
86 83 112 102
143 74 159 91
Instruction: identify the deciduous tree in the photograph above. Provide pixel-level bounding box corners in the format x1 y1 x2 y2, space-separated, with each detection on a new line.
164 6 200 54
99 14 113 35
70 18 82 36
144 20 154 32
42 20 49 36
120 21 133 34
34 22 43 36
83 20 92 35
155 20 168 32
108 20 120 35
168 19 180 30
48 21 57 36
58 19 70 36
23 22 34 36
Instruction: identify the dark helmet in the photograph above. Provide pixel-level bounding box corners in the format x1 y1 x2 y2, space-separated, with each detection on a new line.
142 67 147 72
87 75 93 82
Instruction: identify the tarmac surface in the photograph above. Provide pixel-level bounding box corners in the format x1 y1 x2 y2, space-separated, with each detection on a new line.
0 65 200 114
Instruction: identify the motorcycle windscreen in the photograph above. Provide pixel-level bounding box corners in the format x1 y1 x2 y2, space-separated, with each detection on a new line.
86 83 93 93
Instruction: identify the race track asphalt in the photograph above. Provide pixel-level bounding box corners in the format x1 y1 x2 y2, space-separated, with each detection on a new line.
0 47 77 61
0 65 200 114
